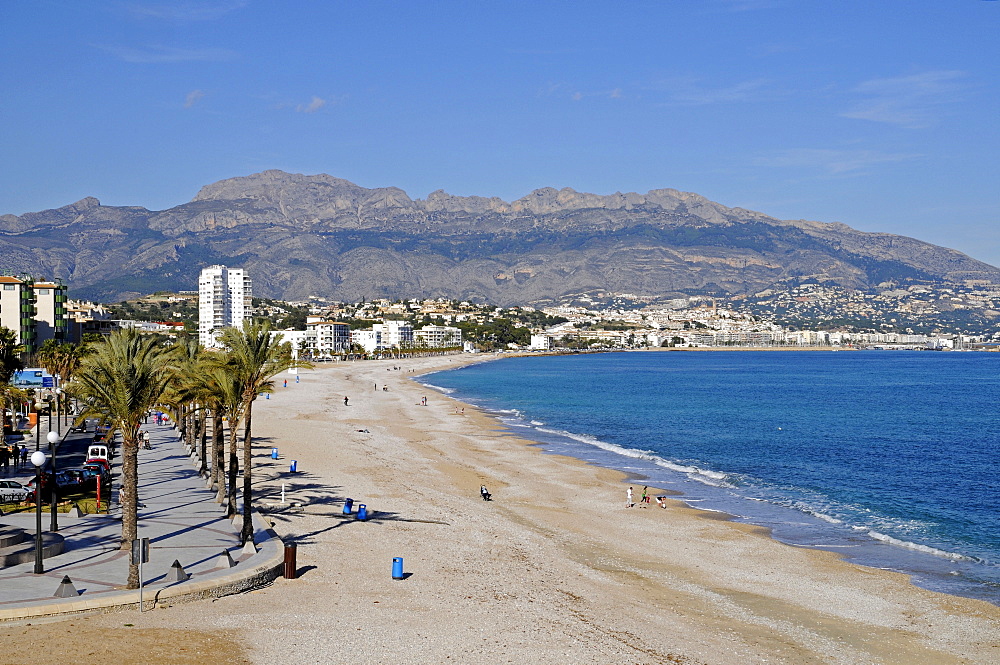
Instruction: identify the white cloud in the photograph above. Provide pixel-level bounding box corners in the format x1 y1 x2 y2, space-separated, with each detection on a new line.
651 77 778 105
757 148 920 175
184 89 205 108
842 70 968 129
126 1 247 22
96 43 237 63
297 96 327 113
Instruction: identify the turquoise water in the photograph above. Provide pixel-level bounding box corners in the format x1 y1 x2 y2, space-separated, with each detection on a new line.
423 351 1000 604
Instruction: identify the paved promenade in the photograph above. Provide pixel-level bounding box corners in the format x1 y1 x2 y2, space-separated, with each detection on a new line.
0 421 284 621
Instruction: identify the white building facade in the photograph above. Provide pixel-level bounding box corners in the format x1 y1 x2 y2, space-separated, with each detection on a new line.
415 325 462 348
198 265 252 348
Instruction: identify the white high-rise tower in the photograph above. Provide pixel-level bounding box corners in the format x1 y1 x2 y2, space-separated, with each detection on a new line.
198 265 252 348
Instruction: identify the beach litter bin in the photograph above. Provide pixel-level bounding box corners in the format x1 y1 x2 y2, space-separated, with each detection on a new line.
289 460 297 473
392 557 404 580
283 542 297 579
357 503 368 520
271 448 279 460
343 498 353 515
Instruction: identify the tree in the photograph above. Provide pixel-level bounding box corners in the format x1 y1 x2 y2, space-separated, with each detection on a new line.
219 320 310 544
71 329 171 589
36 339 93 383
0 327 25 434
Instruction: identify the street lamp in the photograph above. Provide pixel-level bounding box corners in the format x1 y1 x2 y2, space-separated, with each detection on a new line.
34 400 43 451
31 450 47 574
47 430 60 532
55 387 62 430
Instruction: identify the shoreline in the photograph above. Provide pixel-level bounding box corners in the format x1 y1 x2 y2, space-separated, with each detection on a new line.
421 353 1000 607
6 353 998 664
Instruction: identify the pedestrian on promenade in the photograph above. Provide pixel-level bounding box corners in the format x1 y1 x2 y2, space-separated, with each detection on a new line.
20 445 28 469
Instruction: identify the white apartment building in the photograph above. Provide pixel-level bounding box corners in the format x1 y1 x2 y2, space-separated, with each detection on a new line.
374 320 414 348
351 329 384 353
529 334 552 351
307 321 352 357
415 325 462 348
0 275 69 353
198 265 252 348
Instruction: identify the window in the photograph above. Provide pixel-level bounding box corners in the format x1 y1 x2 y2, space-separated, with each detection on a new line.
3 284 14 290
36 288 49 295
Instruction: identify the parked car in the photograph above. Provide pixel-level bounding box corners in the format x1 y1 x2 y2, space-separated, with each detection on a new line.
59 469 86 490
79 465 111 491
82 463 112 489
0 480 31 502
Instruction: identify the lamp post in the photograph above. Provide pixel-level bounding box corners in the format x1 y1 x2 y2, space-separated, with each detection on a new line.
55 387 62 430
47 430 60 532
31 450 47 574
34 400 43 451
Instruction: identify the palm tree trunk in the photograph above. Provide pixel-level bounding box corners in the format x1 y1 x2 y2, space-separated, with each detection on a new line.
240 399 254 545
197 410 208 476
227 417 240 517
213 410 225 492
177 403 187 450
121 436 140 589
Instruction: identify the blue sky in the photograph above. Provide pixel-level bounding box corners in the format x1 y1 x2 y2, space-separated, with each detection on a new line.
3 1 999 265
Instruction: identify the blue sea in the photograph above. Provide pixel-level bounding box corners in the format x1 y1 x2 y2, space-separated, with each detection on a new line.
422 351 1000 605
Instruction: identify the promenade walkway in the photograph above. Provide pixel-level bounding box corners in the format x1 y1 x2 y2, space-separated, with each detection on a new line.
0 421 284 621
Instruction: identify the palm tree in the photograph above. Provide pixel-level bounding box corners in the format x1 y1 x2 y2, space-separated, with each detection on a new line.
206 364 246 514
72 329 171 589
219 320 310 544
36 339 92 383
0 327 25 435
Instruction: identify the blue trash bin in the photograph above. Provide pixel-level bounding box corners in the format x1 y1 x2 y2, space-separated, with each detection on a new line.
392 557 404 580
290 460 297 473
357 503 368 520
343 498 354 515
271 448 279 460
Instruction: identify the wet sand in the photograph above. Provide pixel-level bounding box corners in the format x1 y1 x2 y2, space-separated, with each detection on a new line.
4 354 998 664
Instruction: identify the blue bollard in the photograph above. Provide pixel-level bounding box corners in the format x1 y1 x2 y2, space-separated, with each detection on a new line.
271 448 279 460
290 460 297 473
342 498 353 515
357 503 368 520
392 557 404 580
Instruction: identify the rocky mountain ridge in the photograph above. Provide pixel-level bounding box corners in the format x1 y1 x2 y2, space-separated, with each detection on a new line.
1 170 997 304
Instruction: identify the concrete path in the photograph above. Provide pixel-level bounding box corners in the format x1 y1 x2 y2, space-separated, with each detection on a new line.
0 420 284 621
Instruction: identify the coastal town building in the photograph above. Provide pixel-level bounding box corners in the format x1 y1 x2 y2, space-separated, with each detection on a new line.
307 320 352 356
198 265 252 348
414 324 462 348
0 275 69 353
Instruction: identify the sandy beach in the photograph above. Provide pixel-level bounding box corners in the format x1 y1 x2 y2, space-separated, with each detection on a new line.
3 354 998 664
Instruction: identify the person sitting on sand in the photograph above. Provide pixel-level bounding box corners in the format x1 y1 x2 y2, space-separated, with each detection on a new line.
480 485 491 501
655 496 667 508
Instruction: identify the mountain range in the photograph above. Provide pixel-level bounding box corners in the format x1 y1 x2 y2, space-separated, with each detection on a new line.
2 170 997 305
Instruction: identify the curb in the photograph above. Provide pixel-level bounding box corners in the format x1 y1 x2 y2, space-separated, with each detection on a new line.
0 508 286 622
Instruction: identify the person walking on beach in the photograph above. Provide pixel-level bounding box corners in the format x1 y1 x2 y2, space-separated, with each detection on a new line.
641 486 649 505
626 486 633 508
344 396 349 406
